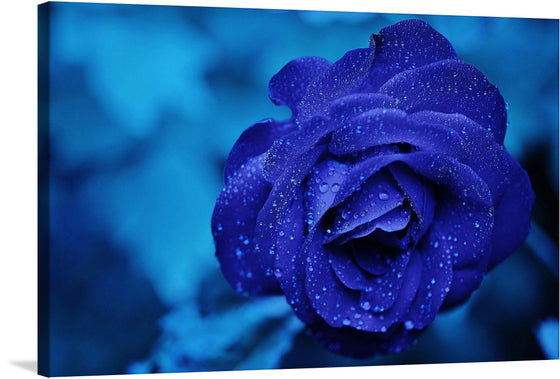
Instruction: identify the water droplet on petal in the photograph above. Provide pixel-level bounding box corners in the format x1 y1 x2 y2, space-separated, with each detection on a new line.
319 182 329 193
378 192 389 200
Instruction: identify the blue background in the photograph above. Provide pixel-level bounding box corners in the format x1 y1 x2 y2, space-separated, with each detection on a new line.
40 2 559 376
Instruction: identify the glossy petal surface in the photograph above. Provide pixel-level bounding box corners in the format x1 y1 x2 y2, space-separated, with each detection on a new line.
212 154 280 295
268 56 332 115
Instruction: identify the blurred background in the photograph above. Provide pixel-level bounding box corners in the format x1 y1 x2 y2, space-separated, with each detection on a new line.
39 2 559 376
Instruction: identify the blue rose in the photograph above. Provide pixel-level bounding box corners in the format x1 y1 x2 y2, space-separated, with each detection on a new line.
211 19 534 358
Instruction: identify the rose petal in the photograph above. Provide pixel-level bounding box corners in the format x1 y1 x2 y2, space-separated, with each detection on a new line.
488 152 535 268
328 93 396 123
262 115 334 182
426 181 494 271
309 319 422 358
401 239 454 330
330 151 492 225
328 243 371 290
372 250 424 324
360 19 457 92
327 169 404 242
369 226 413 251
329 108 469 163
329 108 409 155
212 154 281 295
388 162 436 241
379 59 507 144
398 151 493 209
358 250 411 313
349 240 393 276
308 321 385 358
268 56 332 115
304 159 350 231
255 143 327 275
409 110 511 206
435 191 494 310
398 151 495 273
224 118 297 181
308 232 423 333
298 47 375 121
331 205 411 246
406 187 494 323
305 239 370 330
442 264 486 308
272 188 318 323
328 150 404 209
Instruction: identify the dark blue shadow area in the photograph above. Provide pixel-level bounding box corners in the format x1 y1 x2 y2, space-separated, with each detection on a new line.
38 2 559 376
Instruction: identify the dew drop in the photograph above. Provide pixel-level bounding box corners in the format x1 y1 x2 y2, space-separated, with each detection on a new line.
319 182 329 193
378 192 389 200
404 320 414 330
331 183 341 193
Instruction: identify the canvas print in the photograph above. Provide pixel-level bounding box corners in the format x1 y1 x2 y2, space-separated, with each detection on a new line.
38 1 559 377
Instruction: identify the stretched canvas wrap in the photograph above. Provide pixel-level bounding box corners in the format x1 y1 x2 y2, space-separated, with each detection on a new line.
38 1 559 377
